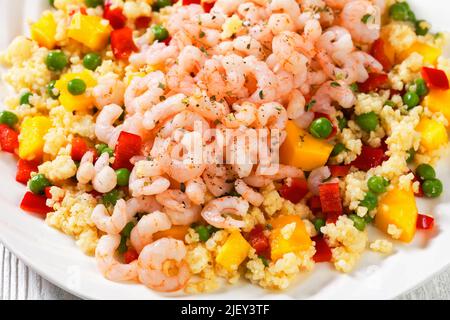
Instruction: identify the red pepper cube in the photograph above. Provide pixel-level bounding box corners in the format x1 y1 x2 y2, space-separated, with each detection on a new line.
16 159 40 184
20 191 52 216
111 27 138 60
124 249 139 264
278 178 309 204
202 1 215 13
329 165 350 177
112 131 142 171
358 73 389 93
103 4 127 30
135 16 151 29
162 36 172 46
319 182 342 214
44 186 53 199
182 0 201 5
312 236 332 263
421 67 449 90
351 145 386 171
71 137 89 162
370 39 392 72
416 214 434 230
308 195 322 213
247 225 270 256
0 124 19 154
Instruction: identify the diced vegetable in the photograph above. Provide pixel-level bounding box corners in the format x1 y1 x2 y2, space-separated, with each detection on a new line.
421 67 449 90
116 168 131 187
416 214 434 230
151 25 169 42
71 137 89 162
111 27 138 60
0 111 19 128
216 231 251 271
103 3 127 29
202 1 215 13
20 191 52 216
18 116 51 160
153 225 190 241
16 159 40 184
308 195 322 213
135 16 151 29
46 50 68 71
375 187 418 242
28 173 51 195
182 0 201 4
312 236 332 263
329 165 351 177
309 117 333 139
55 70 97 111
30 12 57 49
358 73 389 93
355 111 379 132
278 178 309 204
423 88 450 125
280 121 334 171
403 91 420 109
68 13 112 51
415 117 448 152
0 124 19 154
247 225 270 256
351 145 386 171
83 52 102 71
367 175 389 194
398 42 441 65
112 131 142 170
270 215 312 261
422 178 443 198
318 183 343 214
370 39 392 71
416 164 436 180
123 249 139 264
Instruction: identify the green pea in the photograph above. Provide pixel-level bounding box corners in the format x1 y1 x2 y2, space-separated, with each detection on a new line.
102 189 121 207
360 192 378 211
384 100 396 107
67 78 87 96
389 2 413 21
121 222 135 238
151 24 169 41
152 0 172 11
337 116 348 131
414 78 428 97
403 91 420 109
415 20 430 36
348 214 366 231
313 218 325 233
83 53 102 71
195 225 211 242
368 176 389 194
20 92 33 106
355 111 379 132
0 111 19 128
309 117 333 139
28 174 51 195
422 178 443 198
416 164 436 180
117 236 128 254
331 143 346 157
85 0 104 8
96 143 114 157
47 80 60 99
46 50 68 71
116 168 131 187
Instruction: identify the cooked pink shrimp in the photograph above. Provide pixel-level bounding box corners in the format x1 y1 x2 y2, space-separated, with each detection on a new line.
244 56 280 103
129 175 171 197
93 75 125 109
92 153 117 194
185 177 207 205
237 2 270 25
243 174 272 188
129 42 178 68
137 238 190 292
232 36 265 60
222 102 257 128
257 102 288 130
272 32 309 75
234 179 264 207
143 94 187 130
311 80 356 115
187 93 230 121
307 166 331 195
94 104 123 146
130 211 172 253
156 190 201 225
211 0 243 16
198 12 226 29
249 23 274 49
91 199 129 235
270 0 301 29
221 54 248 98
340 0 381 44
339 50 383 83
268 13 295 35
95 235 138 282
201 196 249 229
317 26 354 57
162 146 206 184
261 164 305 180
202 164 234 197
76 151 95 184
124 72 166 115
287 89 306 120
158 110 210 141
126 195 162 218
197 57 227 99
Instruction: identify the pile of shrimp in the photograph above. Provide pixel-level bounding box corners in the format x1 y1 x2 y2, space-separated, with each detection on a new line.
86 0 386 292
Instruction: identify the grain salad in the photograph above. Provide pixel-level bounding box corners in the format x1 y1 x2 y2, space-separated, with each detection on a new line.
0 0 449 294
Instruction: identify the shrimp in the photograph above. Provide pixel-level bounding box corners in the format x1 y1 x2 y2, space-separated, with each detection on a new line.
268 13 295 35
221 102 257 128
197 57 227 99
156 190 201 225
269 0 301 29
124 71 166 115
243 174 272 188
232 35 265 60
94 104 123 147
93 75 126 109
340 0 381 44
187 92 230 122
211 0 244 16
311 80 356 116
129 163 170 197
126 195 162 218
91 199 129 235
76 151 95 184
185 177 207 205
244 56 280 103
143 94 187 130
220 54 248 98
137 238 190 292
201 196 250 229
95 234 138 282
92 153 117 194
129 42 178 69
202 164 234 197
235 179 264 207
307 166 332 195
257 102 288 130
287 89 306 120
272 32 309 76
317 26 354 57
158 110 210 141
237 2 270 25
130 211 172 253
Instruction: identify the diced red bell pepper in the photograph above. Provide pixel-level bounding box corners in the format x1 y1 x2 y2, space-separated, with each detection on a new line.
0 124 19 154
247 225 270 256
20 191 52 216
416 214 434 230
103 3 127 30
421 67 449 90
71 137 89 162
182 0 201 5
329 165 350 177
69 7 87 16
16 159 40 184
351 145 386 171
111 27 138 60
308 195 322 213
318 182 342 214
162 36 172 46
312 236 332 263
112 131 142 170
135 16 151 29
124 249 139 264
44 186 53 199
326 212 341 224
370 39 392 72
278 178 309 204
358 73 389 93
202 1 215 13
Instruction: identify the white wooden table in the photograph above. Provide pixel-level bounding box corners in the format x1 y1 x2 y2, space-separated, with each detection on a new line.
1 243 449 300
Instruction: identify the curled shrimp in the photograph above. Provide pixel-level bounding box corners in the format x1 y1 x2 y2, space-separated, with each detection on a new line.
235 179 264 207
143 94 187 130
201 196 250 229
158 110 210 141
93 75 126 109
95 234 138 282
129 162 170 197
271 32 309 75
95 104 123 147
76 151 95 184
317 26 354 57
137 238 190 292
287 89 306 120
269 0 301 29
130 210 172 253
220 54 248 98
92 153 117 194
127 195 162 217
124 71 166 115
232 36 265 60
340 0 381 44
244 55 279 103
91 199 129 235
185 177 207 206
268 13 295 35
187 92 230 122
257 102 288 130
202 164 234 197
311 80 356 116
156 190 201 226
129 42 178 69
221 102 257 129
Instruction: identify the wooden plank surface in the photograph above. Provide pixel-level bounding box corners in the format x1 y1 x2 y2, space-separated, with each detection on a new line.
1 243 449 300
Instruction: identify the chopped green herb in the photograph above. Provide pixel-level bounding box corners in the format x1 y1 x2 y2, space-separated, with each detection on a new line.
330 81 341 87
361 14 372 24
305 99 316 111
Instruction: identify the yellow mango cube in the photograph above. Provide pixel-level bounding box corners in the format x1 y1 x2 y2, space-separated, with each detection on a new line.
280 121 334 171
18 116 52 160
55 70 97 111
270 215 312 261
398 41 442 66
216 231 251 271
375 187 418 242
153 225 189 241
423 89 450 125
416 117 448 151
68 13 111 51
30 12 57 49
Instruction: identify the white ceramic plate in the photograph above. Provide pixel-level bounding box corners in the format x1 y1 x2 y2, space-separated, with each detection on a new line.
0 0 449 300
